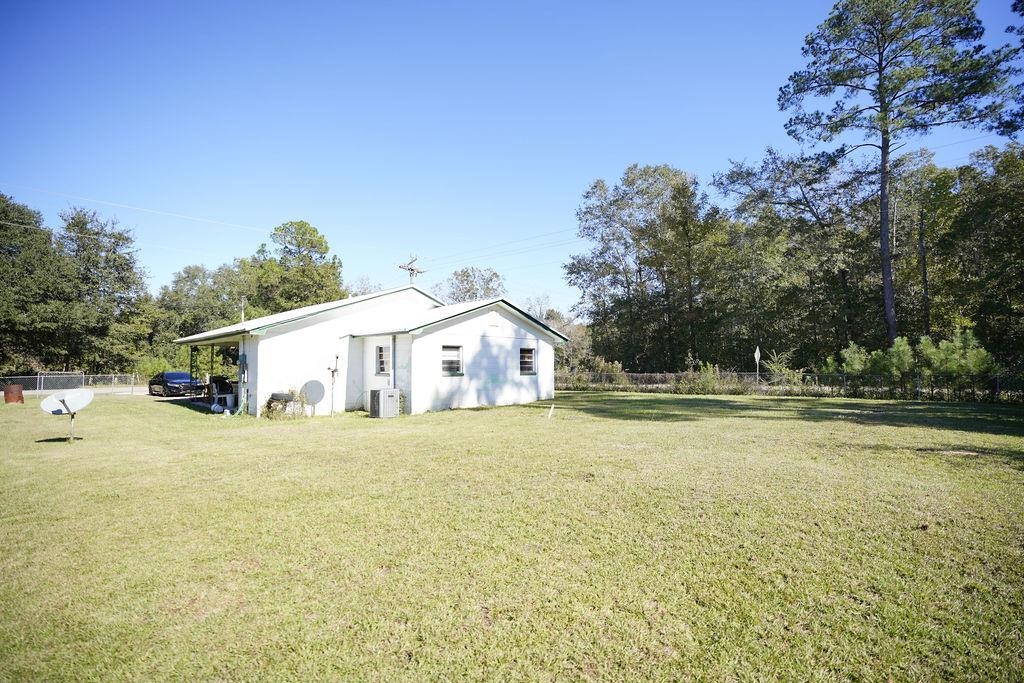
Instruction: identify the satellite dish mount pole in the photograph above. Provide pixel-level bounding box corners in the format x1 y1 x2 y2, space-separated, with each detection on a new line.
59 399 76 440
40 388 94 442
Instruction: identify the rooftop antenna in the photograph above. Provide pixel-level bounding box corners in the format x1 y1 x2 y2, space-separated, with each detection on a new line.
40 388 95 441
398 255 426 283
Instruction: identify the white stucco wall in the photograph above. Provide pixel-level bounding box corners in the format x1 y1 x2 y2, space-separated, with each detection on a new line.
394 334 413 412
361 335 394 409
343 336 364 411
248 289 437 415
408 307 555 414
240 291 560 416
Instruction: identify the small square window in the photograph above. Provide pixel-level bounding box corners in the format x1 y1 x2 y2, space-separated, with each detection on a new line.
520 348 536 374
376 345 391 374
441 345 462 375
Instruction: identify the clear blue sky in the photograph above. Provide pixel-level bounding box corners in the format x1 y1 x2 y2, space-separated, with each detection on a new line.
2 1 1018 314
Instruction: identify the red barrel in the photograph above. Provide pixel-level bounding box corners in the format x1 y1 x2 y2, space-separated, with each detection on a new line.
4 384 24 404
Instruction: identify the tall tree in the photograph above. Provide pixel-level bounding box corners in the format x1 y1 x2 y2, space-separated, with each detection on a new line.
54 208 146 371
263 220 346 308
158 264 242 338
565 165 682 369
944 144 1024 371
650 176 728 368
0 194 65 372
565 165 735 371
779 0 1018 344
716 150 878 358
886 151 959 340
432 267 506 303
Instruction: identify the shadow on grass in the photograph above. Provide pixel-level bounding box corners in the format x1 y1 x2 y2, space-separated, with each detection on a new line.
542 391 1024 438
912 445 1024 470
35 436 83 443
161 396 223 415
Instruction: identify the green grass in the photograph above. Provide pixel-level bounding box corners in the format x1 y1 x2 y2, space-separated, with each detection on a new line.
1 392 1022 681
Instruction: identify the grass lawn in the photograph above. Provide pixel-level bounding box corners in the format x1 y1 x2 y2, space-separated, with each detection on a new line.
1 392 1022 680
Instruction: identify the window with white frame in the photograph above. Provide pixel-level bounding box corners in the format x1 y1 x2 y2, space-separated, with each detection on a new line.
376 345 391 374
519 347 536 374
441 345 462 375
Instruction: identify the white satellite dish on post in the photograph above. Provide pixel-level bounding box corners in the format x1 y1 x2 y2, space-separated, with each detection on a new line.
40 388 94 441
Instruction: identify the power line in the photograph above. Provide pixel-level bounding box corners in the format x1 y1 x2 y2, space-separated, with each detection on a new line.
0 181 270 234
0 219 52 232
419 236 583 272
4 209 580 279
927 133 1000 152
0 219 118 243
1 182 586 266
416 226 578 265
0 219 211 260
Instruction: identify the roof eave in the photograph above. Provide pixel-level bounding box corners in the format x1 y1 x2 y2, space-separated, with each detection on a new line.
409 300 569 341
174 332 247 345
173 285 445 345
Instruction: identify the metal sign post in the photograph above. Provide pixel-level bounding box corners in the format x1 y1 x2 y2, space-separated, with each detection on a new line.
755 346 761 384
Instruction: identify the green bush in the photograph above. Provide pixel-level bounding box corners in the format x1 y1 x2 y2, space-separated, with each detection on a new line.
763 350 804 388
840 342 869 376
135 356 171 379
672 363 754 395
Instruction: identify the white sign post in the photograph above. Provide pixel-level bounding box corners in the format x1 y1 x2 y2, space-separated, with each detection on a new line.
754 346 761 384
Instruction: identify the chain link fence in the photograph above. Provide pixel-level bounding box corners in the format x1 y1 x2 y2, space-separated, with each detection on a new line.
556 371 1023 403
0 373 141 394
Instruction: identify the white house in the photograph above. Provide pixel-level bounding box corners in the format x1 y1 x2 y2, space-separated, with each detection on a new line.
174 286 567 416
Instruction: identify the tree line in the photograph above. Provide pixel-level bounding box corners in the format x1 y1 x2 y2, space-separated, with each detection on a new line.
3 0 1022 383
0 201 349 376
0 193 514 377
562 0 1023 377
561 145 1022 376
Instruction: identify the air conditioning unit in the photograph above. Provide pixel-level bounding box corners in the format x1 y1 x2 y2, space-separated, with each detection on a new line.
369 388 400 418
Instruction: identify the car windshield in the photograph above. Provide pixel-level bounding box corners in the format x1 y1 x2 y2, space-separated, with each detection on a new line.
165 372 193 381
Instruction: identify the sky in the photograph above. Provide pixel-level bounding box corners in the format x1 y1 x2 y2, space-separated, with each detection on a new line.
2 0 1019 314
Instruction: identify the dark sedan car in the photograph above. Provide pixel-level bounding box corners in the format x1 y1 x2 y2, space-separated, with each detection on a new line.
148 371 203 396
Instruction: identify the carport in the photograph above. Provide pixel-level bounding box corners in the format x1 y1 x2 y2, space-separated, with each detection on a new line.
184 336 247 414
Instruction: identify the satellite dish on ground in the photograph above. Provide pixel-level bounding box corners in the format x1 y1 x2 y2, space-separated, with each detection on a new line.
300 380 325 416
40 388 94 441
301 380 325 405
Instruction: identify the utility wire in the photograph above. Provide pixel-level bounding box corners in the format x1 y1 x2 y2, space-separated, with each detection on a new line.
3 131 1003 239
415 226 578 265
1 219 212 259
420 237 583 272
2 181 589 273
926 133 1000 152
0 181 269 234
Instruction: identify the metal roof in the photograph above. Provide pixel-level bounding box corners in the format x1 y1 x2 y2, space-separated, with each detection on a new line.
173 285 444 345
362 298 569 341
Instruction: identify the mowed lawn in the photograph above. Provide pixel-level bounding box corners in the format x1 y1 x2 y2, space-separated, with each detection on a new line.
1 392 1022 681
